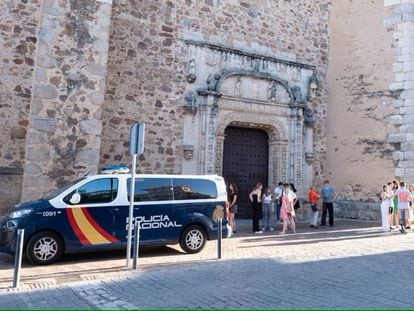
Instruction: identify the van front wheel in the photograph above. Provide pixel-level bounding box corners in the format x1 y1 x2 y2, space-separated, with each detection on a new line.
26 231 63 265
180 225 207 254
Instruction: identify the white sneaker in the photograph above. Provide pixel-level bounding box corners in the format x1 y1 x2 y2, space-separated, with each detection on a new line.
262 227 266 231
270 227 274 231
255 231 263 234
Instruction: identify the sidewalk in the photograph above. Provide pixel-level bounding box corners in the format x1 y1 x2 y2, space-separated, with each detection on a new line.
0 218 382 292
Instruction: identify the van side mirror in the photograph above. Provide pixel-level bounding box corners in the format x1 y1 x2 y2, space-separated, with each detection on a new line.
69 192 81 205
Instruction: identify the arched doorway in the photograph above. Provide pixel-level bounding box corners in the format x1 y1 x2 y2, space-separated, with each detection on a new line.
222 126 269 219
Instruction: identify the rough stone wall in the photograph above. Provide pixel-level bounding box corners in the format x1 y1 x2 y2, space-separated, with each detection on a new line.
0 1 41 214
326 0 396 201
385 1 414 184
0 1 39 169
21 0 113 201
102 0 331 181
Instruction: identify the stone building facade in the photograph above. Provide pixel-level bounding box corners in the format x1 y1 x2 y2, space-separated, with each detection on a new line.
0 0 411 219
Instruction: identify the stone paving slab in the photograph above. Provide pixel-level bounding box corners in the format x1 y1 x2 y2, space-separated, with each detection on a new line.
1 219 414 309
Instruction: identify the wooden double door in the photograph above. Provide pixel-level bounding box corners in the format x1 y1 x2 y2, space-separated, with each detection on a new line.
222 126 269 219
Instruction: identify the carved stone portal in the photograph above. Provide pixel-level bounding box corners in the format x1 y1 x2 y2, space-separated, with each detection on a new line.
182 41 316 197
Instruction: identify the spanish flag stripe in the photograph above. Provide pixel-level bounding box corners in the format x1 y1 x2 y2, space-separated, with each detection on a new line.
71 208 110 244
82 208 119 243
67 208 91 245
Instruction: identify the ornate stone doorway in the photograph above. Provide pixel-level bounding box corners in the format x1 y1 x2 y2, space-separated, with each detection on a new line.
222 126 269 219
181 41 318 198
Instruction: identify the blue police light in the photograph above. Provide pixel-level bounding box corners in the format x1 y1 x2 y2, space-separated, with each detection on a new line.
101 164 130 174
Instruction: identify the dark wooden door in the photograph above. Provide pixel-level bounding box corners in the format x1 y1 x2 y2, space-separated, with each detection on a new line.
222 126 269 219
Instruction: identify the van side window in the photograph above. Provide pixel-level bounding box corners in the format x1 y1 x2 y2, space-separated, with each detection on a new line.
127 178 173 202
63 178 118 205
172 179 217 200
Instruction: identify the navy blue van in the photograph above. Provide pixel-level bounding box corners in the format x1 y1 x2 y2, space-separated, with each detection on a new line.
0 172 230 265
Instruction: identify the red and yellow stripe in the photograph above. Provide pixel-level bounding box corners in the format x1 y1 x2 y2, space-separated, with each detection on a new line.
67 208 119 245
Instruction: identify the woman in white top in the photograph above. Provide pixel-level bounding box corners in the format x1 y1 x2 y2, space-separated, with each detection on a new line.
380 185 390 232
261 187 274 231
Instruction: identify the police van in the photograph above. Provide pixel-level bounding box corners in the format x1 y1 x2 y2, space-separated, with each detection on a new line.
0 168 230 265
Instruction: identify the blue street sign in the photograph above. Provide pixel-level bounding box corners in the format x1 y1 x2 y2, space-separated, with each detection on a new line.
130 123 145 155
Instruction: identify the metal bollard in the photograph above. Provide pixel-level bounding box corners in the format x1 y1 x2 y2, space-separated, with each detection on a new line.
217 218 222 259
13 229 24 288
132 224 140 270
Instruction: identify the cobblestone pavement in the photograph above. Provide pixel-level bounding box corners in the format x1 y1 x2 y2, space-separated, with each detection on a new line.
1 219 414 309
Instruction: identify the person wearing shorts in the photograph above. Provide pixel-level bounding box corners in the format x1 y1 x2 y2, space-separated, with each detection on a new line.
387 182 394 230
395 181 412 234
228 183 238 234
392 180 400 228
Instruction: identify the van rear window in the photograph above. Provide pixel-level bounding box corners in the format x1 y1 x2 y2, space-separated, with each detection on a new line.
172 179 217 200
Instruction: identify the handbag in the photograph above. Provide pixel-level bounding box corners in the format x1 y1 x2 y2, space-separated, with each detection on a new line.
311 203 318 212
294 200 301 210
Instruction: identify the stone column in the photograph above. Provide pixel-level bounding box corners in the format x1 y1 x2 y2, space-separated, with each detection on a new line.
303 126 315 191
215 135 225 175
21 0 113 201
288 105 304 193
198 90 220 174
294 108 304 196
303 109 316 192
270 140 289 185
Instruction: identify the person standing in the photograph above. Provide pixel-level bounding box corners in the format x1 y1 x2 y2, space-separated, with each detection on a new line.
387 182 394 230
274 182 283 222
280 184 295 234
262 187 274 231
380 185 390 232
408 184 414 229
308 186 319 228
392 180 400 228
228 183 238 234
249 182 263 233
320 180 336 227
394 181 412 234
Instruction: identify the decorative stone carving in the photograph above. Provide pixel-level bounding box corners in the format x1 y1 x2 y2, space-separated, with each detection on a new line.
216 111 288 141
307 72 319 100
268 83 277 102
235 76 241 97
186 58 196 83
183 91 198 114
183 145 194 160
291 86 302 103
304 106 316 126
305 152 314 164
207 73 221 91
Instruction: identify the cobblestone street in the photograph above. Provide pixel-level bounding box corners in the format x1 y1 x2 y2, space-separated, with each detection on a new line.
1 220 414 309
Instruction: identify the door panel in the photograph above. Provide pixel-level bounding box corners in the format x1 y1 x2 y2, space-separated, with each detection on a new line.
222 126 269 219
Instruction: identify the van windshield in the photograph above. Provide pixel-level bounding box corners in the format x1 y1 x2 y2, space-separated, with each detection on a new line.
42 177 87 200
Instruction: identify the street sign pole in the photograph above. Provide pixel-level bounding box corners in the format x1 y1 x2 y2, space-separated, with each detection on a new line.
126 153 137 268
126 123 145 269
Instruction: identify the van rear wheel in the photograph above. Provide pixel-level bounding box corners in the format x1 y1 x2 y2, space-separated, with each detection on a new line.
180 225 207 254
26 231 63 265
